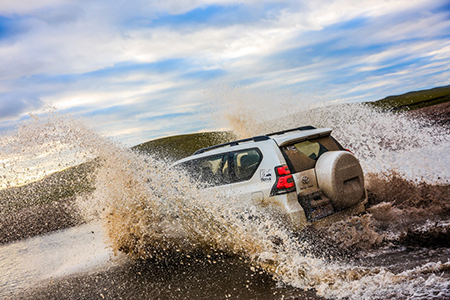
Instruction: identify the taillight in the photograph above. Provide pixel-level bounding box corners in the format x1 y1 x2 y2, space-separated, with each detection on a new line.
271 164 296 196
276 175 295 189
276 165 291 176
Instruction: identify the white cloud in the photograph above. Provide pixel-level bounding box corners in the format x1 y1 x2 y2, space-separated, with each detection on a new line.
0 0 449 143
0 0 76 14
1 0 441 79
46 80 180 111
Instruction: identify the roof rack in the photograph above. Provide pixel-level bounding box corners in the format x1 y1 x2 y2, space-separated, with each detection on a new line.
193 136 270 155
266 125 316 136
192 126 316 155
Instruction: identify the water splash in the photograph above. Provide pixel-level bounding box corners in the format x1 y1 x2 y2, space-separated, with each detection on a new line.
83 151 450 299
1 99 450 299
79 118 449 298
0 111 100 189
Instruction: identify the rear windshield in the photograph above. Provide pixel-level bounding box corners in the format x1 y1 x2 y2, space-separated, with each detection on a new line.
281 136 343 173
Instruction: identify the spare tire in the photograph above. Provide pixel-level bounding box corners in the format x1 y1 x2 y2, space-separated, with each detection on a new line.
315 151 364 211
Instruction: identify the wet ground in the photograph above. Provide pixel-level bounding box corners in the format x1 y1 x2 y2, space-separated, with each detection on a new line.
18 255 321 299
3 223 323 300
2 219 449 300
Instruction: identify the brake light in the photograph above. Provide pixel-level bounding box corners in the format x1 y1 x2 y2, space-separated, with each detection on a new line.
276 175 295 189
276 165 291 176
345 149 353 154
271 164 296 196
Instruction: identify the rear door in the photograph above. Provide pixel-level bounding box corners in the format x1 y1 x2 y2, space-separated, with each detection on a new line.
228 148 267 203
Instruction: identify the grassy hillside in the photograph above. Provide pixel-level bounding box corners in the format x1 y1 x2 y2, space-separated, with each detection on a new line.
132 131 237 162
368 85 450 111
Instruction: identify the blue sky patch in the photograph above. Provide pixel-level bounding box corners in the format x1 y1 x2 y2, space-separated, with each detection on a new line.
0 15 24 39
148 3 285 29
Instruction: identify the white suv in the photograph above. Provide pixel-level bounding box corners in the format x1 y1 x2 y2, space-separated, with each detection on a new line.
174 126 367 230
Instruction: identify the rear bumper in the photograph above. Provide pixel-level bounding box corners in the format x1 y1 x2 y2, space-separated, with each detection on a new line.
288 190 368 230
310 201 366 228
311 189 368 227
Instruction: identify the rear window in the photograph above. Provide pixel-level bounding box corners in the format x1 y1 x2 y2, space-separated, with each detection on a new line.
231 149 262 182
281 136 343 173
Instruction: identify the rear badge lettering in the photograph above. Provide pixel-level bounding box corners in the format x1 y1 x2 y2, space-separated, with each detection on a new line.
261 169 272 182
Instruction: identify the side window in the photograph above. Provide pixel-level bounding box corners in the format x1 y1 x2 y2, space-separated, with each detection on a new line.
198 154 229 186
231 149 262 182
177 148 262 185
178 154 230 186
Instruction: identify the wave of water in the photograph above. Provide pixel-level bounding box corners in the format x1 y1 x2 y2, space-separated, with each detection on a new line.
1 100 450 299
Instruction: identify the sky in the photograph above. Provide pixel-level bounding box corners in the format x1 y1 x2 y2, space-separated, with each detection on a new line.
0 0 449 146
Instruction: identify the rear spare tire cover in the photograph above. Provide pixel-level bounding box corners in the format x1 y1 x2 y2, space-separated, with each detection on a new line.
315 151 364 210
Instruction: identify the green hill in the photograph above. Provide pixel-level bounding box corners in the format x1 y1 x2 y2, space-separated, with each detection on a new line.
368 85 450 111
132 131 237 162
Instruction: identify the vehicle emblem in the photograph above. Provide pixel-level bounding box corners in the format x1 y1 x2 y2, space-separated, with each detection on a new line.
301 176 310 184
260 169 272 182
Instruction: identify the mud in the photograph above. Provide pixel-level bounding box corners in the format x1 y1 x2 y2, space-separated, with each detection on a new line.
15 255 323 300
365 171 450 248
400 224 450 248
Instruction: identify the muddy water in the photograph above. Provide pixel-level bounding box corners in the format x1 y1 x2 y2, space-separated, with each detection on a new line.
1 102 450 299
7 225 450 300
7 226 321 299
0 222 116 298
